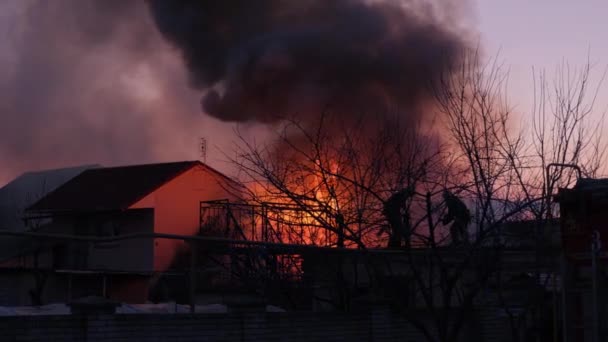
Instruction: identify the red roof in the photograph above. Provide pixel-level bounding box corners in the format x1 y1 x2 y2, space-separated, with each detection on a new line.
26 161 236 213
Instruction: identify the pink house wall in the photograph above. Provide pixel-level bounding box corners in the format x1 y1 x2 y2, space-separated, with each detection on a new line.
130 165 239 271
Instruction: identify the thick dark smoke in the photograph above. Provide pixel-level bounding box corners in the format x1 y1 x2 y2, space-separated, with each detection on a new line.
0 0 241 185
0 0 472 185
148 0 470 123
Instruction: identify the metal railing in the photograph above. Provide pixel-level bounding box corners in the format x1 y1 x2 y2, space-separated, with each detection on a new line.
200 200 337 246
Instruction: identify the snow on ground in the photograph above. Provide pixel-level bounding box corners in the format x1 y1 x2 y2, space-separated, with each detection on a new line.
0 302 285 315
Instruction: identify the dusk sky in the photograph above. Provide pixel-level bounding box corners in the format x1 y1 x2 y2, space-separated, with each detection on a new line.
1 0 607 186
477 0 608 113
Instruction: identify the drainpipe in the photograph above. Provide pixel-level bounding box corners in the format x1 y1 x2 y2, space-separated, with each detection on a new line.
190 241 198 314
591 230 601 342
561 255 568 342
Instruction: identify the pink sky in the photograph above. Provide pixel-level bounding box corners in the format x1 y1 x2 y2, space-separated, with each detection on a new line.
477 0 608 115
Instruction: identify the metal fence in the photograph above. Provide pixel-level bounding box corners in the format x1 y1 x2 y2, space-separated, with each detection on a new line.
200 200 338 246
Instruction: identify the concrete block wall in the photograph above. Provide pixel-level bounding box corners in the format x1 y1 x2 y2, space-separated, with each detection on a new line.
0 309 429 342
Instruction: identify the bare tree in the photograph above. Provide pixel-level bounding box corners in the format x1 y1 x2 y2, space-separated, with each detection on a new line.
224 51 607 341
501 60 607 342
434 51 607 341
229 110 443 249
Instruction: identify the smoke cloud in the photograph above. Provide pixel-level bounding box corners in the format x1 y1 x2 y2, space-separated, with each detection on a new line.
0 0 473 185
0 0 241 186
148 0 471 123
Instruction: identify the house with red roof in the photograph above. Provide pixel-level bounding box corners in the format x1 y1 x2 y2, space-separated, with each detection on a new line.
19 161 242 303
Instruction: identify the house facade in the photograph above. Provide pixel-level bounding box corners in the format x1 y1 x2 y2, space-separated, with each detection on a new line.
18 161 241 303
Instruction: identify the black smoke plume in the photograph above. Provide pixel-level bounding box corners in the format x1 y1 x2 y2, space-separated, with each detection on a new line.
148 0 470 123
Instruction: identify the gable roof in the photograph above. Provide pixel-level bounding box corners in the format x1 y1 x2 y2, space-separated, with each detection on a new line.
0 165 98 229
26 161 234 213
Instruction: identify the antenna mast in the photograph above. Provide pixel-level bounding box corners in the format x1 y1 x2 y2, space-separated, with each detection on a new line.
200 137 207 163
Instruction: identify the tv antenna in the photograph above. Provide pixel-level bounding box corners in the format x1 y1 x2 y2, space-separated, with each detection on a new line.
200 137 207 163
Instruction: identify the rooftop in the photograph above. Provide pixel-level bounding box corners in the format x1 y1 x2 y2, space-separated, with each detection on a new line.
26 161 236 213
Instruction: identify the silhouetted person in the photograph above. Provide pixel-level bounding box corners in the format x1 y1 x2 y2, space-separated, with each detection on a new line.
383 187 414 248
441 190 471 245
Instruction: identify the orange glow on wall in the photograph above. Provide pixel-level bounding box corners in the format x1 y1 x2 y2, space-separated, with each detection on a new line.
129 165 241 272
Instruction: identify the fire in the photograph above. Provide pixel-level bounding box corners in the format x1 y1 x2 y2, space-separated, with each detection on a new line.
231 110 420 249
244 158 344 247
